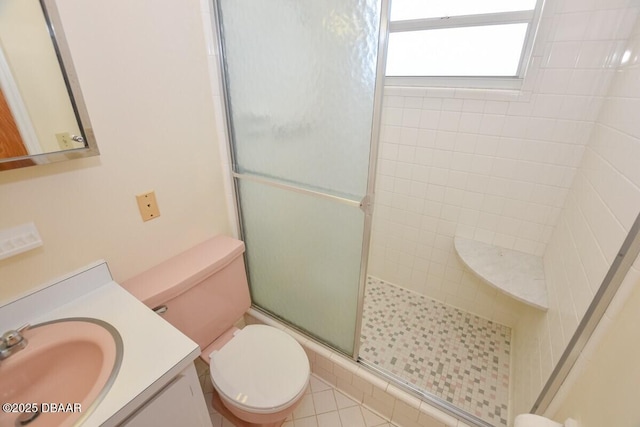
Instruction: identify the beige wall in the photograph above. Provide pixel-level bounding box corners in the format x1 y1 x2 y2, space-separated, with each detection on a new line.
549 259 640 427
0 0 230 302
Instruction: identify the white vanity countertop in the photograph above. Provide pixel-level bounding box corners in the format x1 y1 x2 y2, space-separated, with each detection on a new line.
0 261 200 427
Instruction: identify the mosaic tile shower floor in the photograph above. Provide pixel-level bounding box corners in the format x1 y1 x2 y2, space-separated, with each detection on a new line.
360 277 512 427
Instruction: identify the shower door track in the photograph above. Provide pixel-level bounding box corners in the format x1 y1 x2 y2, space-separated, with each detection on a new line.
360 360 495 427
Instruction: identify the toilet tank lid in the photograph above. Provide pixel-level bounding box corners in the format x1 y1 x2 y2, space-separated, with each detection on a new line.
122 235 245 308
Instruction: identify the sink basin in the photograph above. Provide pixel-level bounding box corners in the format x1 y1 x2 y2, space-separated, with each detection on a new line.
0 318 122 427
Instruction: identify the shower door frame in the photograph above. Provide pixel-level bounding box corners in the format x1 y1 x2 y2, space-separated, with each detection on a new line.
211 0 391 361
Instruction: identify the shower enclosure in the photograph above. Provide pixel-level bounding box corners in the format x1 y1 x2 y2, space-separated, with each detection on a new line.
213 0 640 426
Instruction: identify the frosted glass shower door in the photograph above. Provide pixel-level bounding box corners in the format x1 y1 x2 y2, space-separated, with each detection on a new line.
217 0 383 354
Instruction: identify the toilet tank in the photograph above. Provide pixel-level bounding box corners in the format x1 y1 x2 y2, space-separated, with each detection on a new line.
123 235 251 352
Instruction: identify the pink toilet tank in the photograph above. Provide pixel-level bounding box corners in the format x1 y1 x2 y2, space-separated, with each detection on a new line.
122 235 251 357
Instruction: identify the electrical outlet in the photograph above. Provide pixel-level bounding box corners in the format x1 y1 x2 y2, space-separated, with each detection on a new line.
136 191 161 222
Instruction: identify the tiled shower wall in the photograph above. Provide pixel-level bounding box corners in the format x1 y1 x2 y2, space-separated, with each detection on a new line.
368 0 637 327
512 9 640 416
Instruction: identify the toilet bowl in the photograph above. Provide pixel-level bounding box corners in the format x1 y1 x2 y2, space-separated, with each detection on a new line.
208 325 309 425
123 236 310 427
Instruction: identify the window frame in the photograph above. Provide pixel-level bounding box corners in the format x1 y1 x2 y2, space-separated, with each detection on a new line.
385 1 545 89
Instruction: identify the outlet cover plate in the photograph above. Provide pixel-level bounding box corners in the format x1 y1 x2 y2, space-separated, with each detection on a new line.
136 191 160 222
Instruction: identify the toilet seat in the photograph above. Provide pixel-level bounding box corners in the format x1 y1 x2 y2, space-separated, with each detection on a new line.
209 324 310 414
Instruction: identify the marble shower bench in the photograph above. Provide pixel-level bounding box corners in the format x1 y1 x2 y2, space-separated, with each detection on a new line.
454 237 548 311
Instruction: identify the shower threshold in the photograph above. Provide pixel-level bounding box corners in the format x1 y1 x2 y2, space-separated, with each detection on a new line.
358 359 496 427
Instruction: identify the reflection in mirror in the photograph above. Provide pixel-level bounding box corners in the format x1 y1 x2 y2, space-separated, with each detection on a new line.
0 0 98 171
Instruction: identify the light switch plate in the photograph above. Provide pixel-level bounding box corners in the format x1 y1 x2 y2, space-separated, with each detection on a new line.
0 222 43 261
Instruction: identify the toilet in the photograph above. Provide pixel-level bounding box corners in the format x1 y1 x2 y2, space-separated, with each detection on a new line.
123 235 310 427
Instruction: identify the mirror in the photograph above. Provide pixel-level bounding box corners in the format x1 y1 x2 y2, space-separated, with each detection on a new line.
0 0 98 171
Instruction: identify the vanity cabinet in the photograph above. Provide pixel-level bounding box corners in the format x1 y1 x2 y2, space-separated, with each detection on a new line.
0 262 210 427
121 363 211 427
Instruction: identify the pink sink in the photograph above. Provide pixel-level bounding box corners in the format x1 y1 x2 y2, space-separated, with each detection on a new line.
0 318 122 427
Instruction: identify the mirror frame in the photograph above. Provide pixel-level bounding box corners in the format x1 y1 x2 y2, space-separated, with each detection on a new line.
0 0 99 171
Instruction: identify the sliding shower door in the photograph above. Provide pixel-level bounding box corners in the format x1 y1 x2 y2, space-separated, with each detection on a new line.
216 0 384 354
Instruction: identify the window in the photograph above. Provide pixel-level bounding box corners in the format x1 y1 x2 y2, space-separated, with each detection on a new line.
385 0 543 88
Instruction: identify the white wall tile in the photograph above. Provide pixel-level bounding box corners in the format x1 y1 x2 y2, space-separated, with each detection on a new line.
419 110 441 129
382 107 403 126
545 41 582 68
402 109 422 127
438 112 461 132
537 69 575 94
385 96 405 108
553 12 592 41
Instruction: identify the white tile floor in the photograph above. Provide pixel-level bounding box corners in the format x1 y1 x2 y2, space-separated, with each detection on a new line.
196 358 397 427
282 376 395 427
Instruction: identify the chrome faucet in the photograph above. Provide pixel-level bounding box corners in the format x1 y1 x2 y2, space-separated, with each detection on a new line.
0 324 30 360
